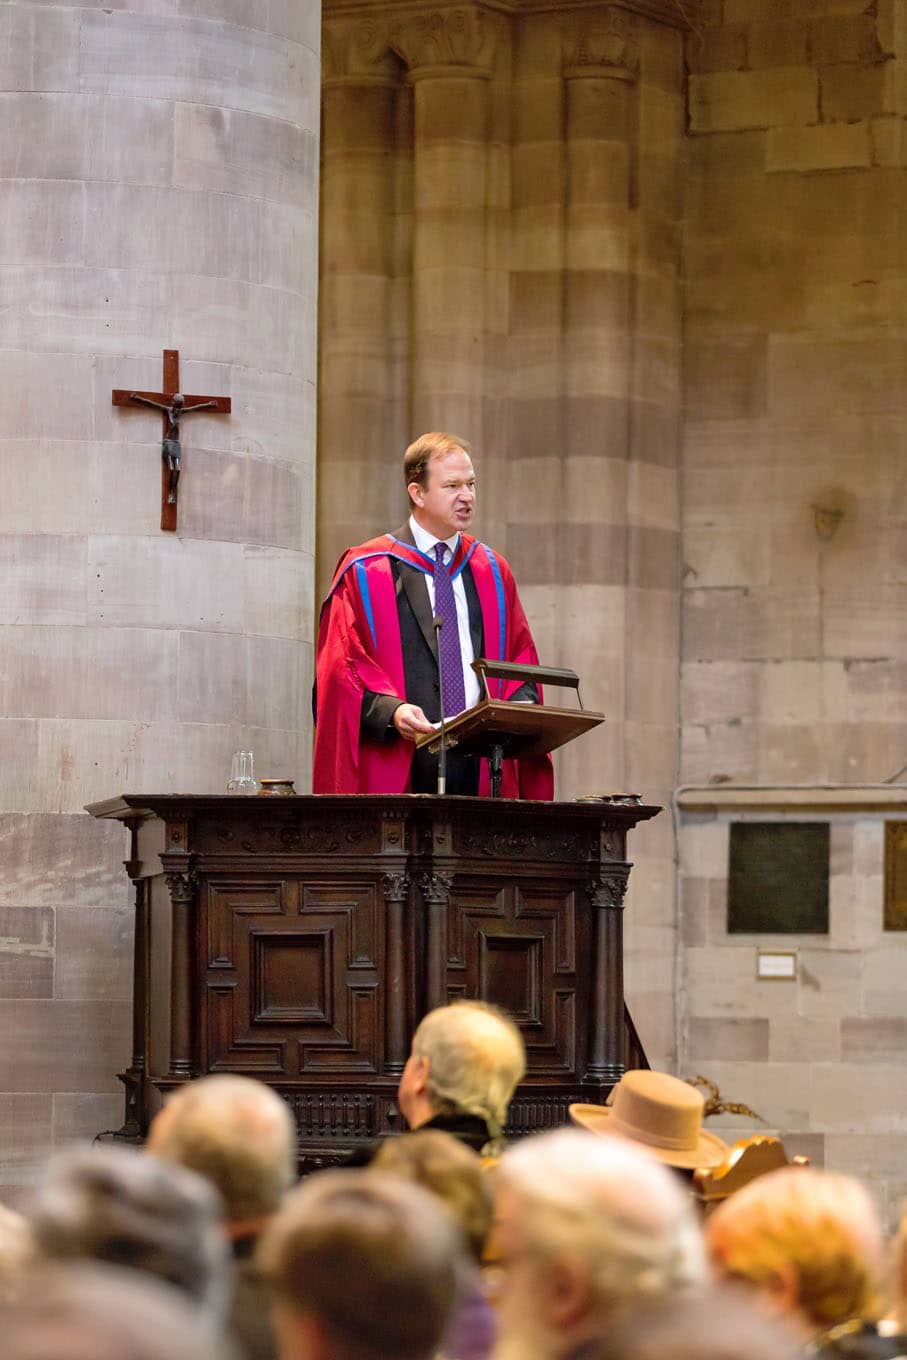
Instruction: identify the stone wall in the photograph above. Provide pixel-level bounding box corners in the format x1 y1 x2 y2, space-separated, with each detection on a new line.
319 0 690 1070
0 3 319 1196
680 0 907 1216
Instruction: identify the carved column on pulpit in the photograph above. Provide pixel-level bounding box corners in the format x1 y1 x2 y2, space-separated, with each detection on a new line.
585 861 631 1085
390 5 501 438
115 818 147 1138
383 871 411 1072
162 818 197 1079
420 871 453 1013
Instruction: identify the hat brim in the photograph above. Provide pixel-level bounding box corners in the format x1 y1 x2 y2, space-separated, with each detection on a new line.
568 1103 730 1170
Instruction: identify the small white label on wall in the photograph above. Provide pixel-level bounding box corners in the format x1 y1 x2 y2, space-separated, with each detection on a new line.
757 950 798 980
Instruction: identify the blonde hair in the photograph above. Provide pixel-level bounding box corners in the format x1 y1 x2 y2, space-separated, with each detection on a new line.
372 1129 492 1262
706 1167 885 1329
412 1001 525 1154
403 432 472 503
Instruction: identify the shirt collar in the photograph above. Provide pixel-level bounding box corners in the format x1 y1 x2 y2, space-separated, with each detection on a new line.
409 514 459 560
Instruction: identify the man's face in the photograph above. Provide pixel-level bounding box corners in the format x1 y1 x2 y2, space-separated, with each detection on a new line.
408 448 476 541
397 1047 429 1129
491 1187 559 1360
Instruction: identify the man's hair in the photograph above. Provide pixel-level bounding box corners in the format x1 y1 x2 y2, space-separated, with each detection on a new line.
412 1000 525 1151
706 1166 885 1330
257 1168 462 1360
498 1128 706 1315
598 1285 802 1360
148 1074 297 1221
403 432 472 502
27 1144 229 1320
372 1128 492 1262
0 1262 239 1360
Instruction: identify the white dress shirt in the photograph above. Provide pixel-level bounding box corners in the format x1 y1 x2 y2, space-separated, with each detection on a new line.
409 515 481 712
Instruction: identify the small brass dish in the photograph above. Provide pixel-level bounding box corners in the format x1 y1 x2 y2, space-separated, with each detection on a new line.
258 778 296 797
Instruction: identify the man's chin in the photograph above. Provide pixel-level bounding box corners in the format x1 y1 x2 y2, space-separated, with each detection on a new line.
492 1313 559 1360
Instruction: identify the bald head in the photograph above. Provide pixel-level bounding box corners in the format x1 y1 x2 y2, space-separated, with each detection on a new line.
148 1075 296 1224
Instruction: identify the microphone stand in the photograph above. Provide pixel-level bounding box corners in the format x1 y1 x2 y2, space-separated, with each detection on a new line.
432 615 448 795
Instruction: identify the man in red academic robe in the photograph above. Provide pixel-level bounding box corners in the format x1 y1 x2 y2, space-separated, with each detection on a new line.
313 432 554 799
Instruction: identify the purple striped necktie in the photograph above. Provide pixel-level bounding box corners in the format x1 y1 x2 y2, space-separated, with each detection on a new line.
433 542 466 717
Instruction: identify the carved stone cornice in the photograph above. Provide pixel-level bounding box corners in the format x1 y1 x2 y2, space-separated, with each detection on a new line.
388 5 500 77
563 6 640 80
322 14 400 85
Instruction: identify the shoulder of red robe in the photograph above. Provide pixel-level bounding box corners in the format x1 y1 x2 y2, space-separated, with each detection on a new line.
324 533 483 599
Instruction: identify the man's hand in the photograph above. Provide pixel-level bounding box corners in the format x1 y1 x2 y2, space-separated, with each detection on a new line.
393 703 435 741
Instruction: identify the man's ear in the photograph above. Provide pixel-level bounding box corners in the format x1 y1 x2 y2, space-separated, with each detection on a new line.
412 1053 430 1095
408 480 425 508
538 1255 593 1332
271 1304 327 1360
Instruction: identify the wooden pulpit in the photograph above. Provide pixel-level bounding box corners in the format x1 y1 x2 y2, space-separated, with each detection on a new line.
88 793 659 1170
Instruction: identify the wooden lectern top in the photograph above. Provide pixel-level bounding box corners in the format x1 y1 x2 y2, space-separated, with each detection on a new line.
415 698 604 760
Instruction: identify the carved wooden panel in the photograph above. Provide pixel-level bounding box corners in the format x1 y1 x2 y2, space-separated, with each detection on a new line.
204 877 381 1077
446 878 581 1079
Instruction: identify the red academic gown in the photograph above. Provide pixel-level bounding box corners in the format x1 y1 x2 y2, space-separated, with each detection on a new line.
312 532 554 799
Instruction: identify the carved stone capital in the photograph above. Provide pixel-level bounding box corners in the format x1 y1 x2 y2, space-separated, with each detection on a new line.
563 6 640 81
323 15 399 85
588 865 631 910
389 5 498 77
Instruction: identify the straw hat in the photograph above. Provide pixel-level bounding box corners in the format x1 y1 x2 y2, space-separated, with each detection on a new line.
569 1070 729 1170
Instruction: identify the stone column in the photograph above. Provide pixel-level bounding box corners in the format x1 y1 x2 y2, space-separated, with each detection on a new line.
0 2 320 1192
318 16 406 596
558 8 641 799
390 5 500 441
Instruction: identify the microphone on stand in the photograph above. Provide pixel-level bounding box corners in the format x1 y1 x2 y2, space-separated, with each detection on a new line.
433 615 448 796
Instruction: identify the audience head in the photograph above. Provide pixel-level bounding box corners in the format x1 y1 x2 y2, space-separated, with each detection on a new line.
0 1262 238 1360
372 1128 492 1263
27 1143 230 1319
492 1127 706 1360
398 1000 525 1153
257 1167 463 1360
592 1285 802 1360
147 1074 297 1227
706 1165 885 1338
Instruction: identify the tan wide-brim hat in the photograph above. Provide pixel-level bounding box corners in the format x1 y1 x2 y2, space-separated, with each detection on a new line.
569 1069 729 1170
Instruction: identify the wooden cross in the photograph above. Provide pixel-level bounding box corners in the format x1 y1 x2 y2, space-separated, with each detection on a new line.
112 348 231 532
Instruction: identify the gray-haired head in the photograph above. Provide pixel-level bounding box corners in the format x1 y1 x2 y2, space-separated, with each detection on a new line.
27 1144 230 1321
0 1262 240 1360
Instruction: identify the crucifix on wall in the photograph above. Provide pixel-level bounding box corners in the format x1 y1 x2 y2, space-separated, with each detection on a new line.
112 349 231 532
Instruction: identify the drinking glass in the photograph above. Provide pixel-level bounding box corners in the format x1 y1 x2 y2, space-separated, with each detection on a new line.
227 750 258 794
